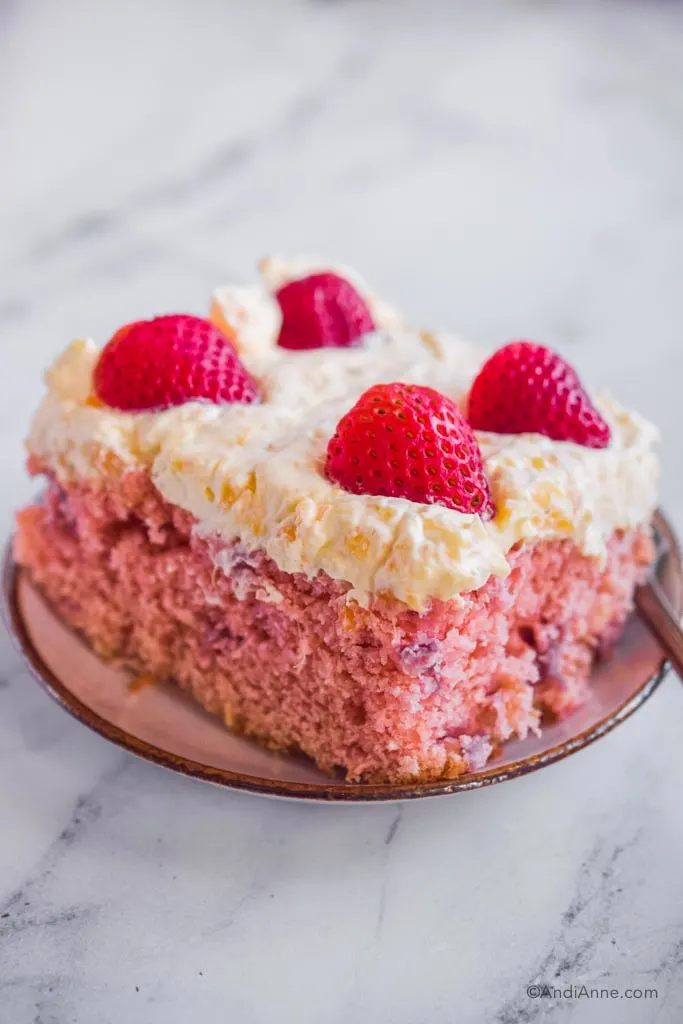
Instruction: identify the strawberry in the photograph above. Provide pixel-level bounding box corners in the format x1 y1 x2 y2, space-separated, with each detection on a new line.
468 341 610 448
94 314 260 411
275 272 375 350
325 382 495 518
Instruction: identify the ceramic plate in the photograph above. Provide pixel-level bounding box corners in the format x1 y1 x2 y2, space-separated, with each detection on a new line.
3 512 681 802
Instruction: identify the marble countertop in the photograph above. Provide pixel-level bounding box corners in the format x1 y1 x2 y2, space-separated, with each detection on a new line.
2 1 683 1021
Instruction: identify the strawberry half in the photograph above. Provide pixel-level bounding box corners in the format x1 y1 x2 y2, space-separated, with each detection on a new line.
94 314 260 411
275 272 375 350
467 341 610 448
326 382 495 518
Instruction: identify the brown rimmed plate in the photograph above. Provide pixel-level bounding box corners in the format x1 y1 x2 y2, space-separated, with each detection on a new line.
3 512 681 803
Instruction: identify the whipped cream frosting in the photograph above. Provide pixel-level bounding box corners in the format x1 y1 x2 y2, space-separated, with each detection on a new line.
26 258 660 610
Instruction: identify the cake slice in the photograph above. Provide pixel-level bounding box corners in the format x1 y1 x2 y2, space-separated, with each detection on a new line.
15 259 659 782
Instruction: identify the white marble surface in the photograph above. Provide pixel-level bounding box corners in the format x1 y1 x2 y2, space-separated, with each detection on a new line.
1 1 683 1021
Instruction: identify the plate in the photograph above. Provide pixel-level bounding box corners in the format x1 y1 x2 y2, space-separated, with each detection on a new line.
3 512 681 802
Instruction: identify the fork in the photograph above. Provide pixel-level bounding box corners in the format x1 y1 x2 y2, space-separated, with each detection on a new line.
636 511 683 680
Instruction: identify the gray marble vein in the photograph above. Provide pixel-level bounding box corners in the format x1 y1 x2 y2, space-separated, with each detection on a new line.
2 1 683 1022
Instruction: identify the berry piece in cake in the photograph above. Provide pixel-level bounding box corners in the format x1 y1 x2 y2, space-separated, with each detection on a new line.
468 341 610 449
326 382 495 518
275 272 375 350
94 314 261 411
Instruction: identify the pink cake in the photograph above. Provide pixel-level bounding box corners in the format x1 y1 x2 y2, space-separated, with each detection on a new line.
15 258 660 782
